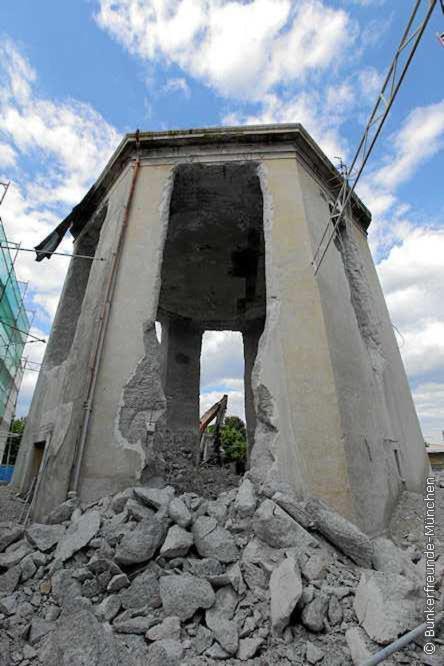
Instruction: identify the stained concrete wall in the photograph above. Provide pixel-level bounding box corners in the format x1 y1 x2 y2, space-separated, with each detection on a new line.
250 160 355 522
79 164 173 503
13 165 135 519
14 131 428 532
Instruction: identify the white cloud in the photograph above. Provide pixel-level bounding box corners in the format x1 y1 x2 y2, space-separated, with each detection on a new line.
163 77 190 97
96 0 355 101
374 100 444 190
0 142 17 167
412 382 444 444
224 91 348 161
0 39 120 415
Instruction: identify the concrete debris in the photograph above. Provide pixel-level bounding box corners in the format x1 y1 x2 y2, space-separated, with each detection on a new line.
159 574 215 620
306 640 325 663
146 615 181 641
160 525 193 558
115 516 164 566
192 515 239 562
253 499 317 550
146 638 183 666
237 636 264 660
270 555 302 636
233 478 257 517
168 496 192 528
0 523 24 552
133 486 175 510
0 540 33 568
26 523 65 552
54 510 101 562
354 570 422 644
305 497 374 567
301 593 329 633
45 498 79 525
345 626 373 664
0 476 435 665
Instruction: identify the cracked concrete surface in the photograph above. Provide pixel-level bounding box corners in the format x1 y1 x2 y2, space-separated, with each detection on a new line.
13 126 429 531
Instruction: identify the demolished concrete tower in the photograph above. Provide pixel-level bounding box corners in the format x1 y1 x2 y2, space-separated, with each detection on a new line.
13 125 429 533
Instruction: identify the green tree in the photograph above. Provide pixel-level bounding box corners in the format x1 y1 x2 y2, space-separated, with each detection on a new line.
2 417 26 465
209 415 247 463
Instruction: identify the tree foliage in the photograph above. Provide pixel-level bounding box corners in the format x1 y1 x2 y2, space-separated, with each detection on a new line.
1 417 26 465
209 415 247 462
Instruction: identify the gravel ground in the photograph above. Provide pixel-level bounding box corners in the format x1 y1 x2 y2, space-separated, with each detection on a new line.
389 471 444 551
0 484 28 523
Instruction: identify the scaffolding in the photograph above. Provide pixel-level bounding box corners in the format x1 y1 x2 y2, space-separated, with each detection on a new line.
0 183 30 465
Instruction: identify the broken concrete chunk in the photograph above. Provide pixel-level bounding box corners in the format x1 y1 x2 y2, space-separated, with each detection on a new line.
253 499 317 550
0 564 21 594
20 554 37 582
29 617 54 645
205 585 240 654
327 594 343 626
26 523 65 552
107 573 130 593
146 615 181 641
234 479 257 517
159 574 215 620
242 536 285 574
111 488 134 514
160 525 193 558
345 626 373 665
302 551 330 582
237 637 264 661
372 537 418 580
301 593 329 633
270 555 302 636
45 498 79 525
54 510 101 562
0 540 33 569
207 616 239 655
38 607 137 665
206 642 231 659
120 568 161 610
305 497 374 567
95 594 121 622
168 497 192 528
133 486 174 510
113 615 156 634
115 516 164 566
272 492 314 529
146 639 183 666
354 570 421 645
125 498 155 522
0 522 24 553
305 641 325 664
192 516 239 563
189 557 224 579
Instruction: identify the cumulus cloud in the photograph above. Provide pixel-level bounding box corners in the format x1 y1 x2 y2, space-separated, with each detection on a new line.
0 39 120 415
374 100 444 190
95 0 355 101
200 331 245 420
412 382 444 443
163 77 191 97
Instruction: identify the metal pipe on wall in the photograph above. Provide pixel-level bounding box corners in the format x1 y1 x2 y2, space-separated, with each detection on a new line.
69 157 141 496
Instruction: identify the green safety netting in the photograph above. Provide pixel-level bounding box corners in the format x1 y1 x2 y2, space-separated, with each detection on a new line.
0 220 30 418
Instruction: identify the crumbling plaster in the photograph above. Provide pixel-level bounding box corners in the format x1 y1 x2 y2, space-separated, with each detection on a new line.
13 127 428 532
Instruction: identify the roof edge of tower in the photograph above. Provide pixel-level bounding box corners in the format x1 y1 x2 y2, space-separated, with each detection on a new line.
66 123 371 239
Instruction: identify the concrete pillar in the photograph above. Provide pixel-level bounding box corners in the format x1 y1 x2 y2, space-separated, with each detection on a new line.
163 317 202 448
243 318 265 461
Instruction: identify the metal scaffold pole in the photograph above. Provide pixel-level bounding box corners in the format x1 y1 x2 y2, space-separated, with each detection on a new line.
312 0 439 274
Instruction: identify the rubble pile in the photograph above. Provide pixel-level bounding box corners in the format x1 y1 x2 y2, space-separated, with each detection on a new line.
0 475 442 665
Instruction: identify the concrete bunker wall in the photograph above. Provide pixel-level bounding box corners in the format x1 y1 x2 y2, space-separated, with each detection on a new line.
13 166 136 519
295 162 429 534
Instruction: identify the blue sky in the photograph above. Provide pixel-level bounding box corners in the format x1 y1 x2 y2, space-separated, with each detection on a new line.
0 0 443 442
